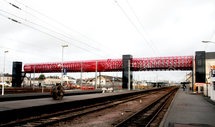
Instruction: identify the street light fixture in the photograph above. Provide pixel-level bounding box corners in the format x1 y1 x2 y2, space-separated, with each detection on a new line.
61 45 68 86
2 51 9 95
202 40 215 43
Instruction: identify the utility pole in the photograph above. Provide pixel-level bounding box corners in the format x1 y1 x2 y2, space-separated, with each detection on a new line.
113 75 114 89
133 73 135 90
2 50 9 95
116 73 118 89
30 73 31 88
138 74 140 89
105 75 106 88
81 62 82 88
156 74 158 87
33 64 35 90
128 60 130 90
99 72 101 88
95 61 97 89
61 45 68 86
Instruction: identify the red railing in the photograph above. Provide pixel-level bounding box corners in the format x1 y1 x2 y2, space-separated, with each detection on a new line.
24 56 193 73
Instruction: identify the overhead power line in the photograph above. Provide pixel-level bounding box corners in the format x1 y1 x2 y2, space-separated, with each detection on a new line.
115 0 159 57
8 17 21 23
125 0 160 57
0 36 88 59
125 2 175 80
0 45 60 60
12 0 122 58
116 0 178 79
205 25 215 50
0 9 112 59
9 2 21 10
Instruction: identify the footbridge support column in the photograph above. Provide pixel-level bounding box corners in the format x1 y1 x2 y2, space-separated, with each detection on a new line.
122 55 133 90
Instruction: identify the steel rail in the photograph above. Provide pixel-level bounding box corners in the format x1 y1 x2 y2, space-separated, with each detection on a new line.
145 90 177 127
0 91 159 127
114 88 178 127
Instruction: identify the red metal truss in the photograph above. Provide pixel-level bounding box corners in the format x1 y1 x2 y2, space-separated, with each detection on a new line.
132 56 193 71
24 56 193 73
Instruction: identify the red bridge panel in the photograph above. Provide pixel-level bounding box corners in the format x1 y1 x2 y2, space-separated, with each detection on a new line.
24 56 193 73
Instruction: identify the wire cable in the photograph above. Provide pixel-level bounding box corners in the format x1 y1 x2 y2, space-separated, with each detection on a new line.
124 0 180 79
13 0 122 58
125 0 160 57
0 45 60 60
205 26 215 50
0 36 88 59
115 0 159 57
0 10 108 59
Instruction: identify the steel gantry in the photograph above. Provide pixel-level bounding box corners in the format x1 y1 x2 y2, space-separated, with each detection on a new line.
24 56 193 73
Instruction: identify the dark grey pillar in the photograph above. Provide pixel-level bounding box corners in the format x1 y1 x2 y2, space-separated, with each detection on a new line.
195 51 205 83
12 62 22 87
122 55 133 90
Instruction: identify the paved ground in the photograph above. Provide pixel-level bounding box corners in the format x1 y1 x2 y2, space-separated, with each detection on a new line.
163 88 215 127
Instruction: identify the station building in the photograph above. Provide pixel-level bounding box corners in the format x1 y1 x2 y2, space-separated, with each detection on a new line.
186 51 215 101
0 73 12 84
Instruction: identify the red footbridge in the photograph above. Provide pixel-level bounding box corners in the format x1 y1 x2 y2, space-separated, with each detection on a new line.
24 56 193 73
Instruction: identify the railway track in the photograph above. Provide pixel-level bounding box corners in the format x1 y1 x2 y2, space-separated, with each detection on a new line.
0 91 159 127
114 88 177 127
0 87 177 127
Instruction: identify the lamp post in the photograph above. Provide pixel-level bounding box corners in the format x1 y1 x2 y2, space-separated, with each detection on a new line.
61 45 68 86
2 51 9 95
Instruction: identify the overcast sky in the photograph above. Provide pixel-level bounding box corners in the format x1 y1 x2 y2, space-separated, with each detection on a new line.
0 0 215 82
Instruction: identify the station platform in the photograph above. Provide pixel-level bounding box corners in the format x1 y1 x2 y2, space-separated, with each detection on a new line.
161 88 215 127
0 89 103 102
0 88 163 124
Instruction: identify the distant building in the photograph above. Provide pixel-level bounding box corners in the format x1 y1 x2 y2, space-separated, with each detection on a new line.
0 73 12 84
23 77 44 86
44 76 61 85
77 75 122 88
185 51 215 100
22 75 76 86
63 75 76 84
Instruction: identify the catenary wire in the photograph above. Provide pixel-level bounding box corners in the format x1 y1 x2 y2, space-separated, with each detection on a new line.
0 8 114 59
204 26 215 50
1 0 183 81
0 36 89 60
115 0 159 57
0 10 109 59
12 0 122 58
0 45 61 61
117 0 177 78
125 0 161 57
1 1 121 59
